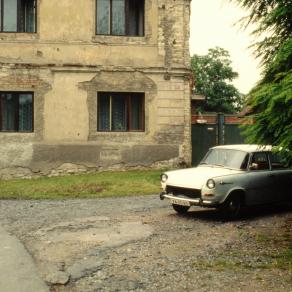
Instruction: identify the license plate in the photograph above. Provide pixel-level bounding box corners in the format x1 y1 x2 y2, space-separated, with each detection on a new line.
171 198 190 207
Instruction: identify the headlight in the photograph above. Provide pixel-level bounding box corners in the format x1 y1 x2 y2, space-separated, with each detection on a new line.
160 174 168 183
207 179 215 189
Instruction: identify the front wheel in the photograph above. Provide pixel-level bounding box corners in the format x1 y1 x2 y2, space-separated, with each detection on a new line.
220 194 243 219
172 204 190 214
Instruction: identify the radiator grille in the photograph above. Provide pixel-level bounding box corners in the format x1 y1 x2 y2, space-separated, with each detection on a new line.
166 185 201 198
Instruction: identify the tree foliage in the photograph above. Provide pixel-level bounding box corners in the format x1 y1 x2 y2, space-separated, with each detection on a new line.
229 0 292 164
191 47 242 113
231 0 292 67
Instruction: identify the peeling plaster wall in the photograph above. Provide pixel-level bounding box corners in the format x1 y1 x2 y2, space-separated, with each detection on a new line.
44 72 93 141
0 0 192 178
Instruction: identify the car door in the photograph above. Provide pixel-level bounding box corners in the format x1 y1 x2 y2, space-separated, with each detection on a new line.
269 152 292 202
245 152 275 205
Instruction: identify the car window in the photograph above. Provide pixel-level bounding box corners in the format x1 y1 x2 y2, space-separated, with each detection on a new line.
250 153 269 170
240 154 250 170
201 149 248 169
269 152 288 170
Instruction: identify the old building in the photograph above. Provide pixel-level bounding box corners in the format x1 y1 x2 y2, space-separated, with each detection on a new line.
0 0 192 178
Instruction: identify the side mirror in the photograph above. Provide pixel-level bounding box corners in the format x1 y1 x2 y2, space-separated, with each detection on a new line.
250 163 258 170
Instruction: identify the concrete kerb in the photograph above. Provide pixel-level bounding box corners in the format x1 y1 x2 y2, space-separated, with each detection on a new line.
0 224 49 292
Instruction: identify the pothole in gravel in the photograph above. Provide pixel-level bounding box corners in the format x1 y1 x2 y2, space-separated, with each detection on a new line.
25 218 153 286
29 218 153 260
41 221 152 246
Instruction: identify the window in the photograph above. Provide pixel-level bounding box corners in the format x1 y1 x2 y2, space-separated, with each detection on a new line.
96 0 144 36
0 0 36 32
270 152 287 169
201 149 248 170
250 153 269 170
98 92 144 131
0 92 33 132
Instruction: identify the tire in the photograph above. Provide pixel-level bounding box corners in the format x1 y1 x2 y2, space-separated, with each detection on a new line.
221 194 243 219
172 204 190 214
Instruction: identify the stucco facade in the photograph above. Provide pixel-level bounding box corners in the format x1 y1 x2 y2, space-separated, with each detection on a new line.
0 0 192 178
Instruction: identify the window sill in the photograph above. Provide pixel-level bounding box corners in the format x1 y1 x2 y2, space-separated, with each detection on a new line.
92 35 148 45
0 132 36 143
89 131 147 142
96 131 145 133
0 131 34 134
0 33 39 42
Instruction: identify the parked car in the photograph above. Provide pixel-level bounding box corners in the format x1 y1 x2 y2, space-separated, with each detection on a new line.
160 145 292 218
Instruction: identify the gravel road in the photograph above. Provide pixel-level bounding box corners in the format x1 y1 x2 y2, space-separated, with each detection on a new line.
0 195 291 292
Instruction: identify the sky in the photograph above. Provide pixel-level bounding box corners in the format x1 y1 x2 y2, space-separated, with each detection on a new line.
189 0 262 94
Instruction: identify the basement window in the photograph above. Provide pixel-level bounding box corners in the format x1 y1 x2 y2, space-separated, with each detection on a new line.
0 92 33 132
96 0 144 36
0 0 36 32
98 92 145 132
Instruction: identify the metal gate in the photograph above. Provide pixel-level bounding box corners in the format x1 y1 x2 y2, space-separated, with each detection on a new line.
191 114 245 166
225 124 245 144
191 123 217 166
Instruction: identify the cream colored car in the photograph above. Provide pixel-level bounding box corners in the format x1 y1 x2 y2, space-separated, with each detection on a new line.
160 145 292 218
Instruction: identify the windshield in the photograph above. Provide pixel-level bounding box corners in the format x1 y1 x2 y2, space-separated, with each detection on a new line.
200 148 249 170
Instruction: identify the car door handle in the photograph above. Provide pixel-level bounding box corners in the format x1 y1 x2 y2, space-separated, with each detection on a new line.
268 174 275 178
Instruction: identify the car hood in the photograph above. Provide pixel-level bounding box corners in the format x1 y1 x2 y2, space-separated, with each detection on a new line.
165 166 243 189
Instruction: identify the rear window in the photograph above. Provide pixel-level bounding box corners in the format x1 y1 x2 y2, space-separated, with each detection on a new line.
270 152 288 169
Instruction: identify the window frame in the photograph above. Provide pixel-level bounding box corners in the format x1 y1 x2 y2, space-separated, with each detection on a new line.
95 0 145 37
0 0 37 33
97 92 145 132
0 91 34 133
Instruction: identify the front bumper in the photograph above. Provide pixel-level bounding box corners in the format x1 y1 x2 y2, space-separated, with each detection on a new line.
160 192 219 207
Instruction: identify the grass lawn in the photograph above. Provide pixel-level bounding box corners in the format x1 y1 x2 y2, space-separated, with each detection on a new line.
0 170 163 200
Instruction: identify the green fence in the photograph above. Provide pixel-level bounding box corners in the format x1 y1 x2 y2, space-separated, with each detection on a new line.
191 114 245 166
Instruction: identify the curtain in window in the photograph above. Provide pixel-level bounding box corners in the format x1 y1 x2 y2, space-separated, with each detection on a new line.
19 94 32 131
3 0 17 31
96 0 144 36
1 94 16 131
112 95 127 131
25 0 35 32
112 0 125 35
98 95 110 131
96 0 110 35
98 94 110 131
1 0 35 32
127 0 144 36
0 92 33 132
97 92 144 132
131 95 141 130
0 1 2 28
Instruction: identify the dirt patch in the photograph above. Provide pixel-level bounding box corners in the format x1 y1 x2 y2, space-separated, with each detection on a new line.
25 216 152 285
